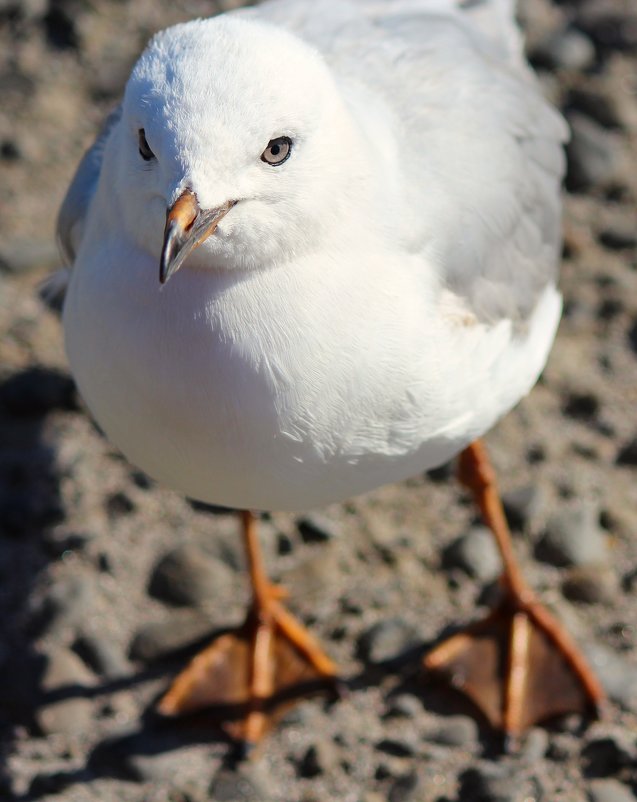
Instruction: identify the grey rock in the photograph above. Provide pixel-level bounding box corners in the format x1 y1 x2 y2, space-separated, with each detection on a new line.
388 771 420 802
73 633 129 679
502 485 544 530
599 225 637 252
209 766 270 802
148 544 234 607
36 574 96 635
443 526 502 582
383 694 423 720
520 728 549 762
297 739 340 778
0 239 60 275
534 28 596 71
129 611 215 662
357 619 420 664
581 737 634 778
459 766 541 802
536 503 607 567
584 644 637 713
562 565 618 604
36 647 96 736
375 737 416 758
588 779 637 802
566 114 622 192
426 716 478 747
616 437 637 468
297 513 339 543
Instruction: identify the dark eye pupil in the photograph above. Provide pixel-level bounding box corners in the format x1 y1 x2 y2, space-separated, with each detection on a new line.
138 128 154 161
270 144 280 156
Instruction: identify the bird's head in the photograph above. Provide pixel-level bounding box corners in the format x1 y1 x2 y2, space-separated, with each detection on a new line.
106 14 369 282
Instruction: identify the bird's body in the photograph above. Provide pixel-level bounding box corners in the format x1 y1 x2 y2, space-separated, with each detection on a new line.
62 0 565 511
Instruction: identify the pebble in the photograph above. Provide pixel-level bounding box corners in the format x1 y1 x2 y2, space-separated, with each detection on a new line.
357 619 420 664
0 238 60 275
588 779 637 802
387 771 421 802
458 766 541 802
209 766 271 802
383 694 423 721
297 739 340 778
533 27 596 71
36 647 96 737
0 367 78 416
599 225 637 252
129 611 215 662
520 728 549 763
584 644 637 714
35 574 96 635
443 526 502 582
296 513 339 543
148 544 234 607
616 437 637 468
72 632 129 679
375 738 416 758
535 503 607 567
426 716 479 748
562 565 618 604
581 737 634 778
502 485 543 530
565 113 622 192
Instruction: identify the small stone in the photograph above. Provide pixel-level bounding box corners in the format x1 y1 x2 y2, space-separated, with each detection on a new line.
104 491 135 518
567 89 623 130
616 437 637 468
458 766 540 802
35 574 96 634
562 391 600 421
148 544 234 607
584 644 637 713
565 114 622 193
533 28 596 71
0 367 77 416
357 619 420 664
520 728 549 763
0 239 60 275
36 647 96 736
502 485 543 530
443 526 502 582
426 716 478 747
383 694 423 720
581 737 634 778
588 779 637 802
599 225 637 252
129 611 215 662
375 738 416 758
297 513 338 543
297 739 339 778
388 771 420 802
577 11 637 53
73 633 129 679
209 766 270 802
536 504 607 567
562 565 618 604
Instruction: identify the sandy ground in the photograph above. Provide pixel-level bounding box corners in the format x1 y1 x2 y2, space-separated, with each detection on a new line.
0 0 636 800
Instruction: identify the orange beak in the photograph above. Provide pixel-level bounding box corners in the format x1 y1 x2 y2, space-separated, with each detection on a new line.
160 189 235 284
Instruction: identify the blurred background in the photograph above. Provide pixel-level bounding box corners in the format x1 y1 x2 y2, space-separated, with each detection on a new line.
0 1 636 800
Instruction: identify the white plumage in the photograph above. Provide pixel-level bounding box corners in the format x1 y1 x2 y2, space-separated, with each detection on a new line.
60 0 566 511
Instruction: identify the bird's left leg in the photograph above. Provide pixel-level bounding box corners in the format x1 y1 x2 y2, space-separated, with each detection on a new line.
423 440 605 743
158 510 338 749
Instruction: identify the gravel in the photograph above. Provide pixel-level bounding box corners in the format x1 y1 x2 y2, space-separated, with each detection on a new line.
1 0 636 800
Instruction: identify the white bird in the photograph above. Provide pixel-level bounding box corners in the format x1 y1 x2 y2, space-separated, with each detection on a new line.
58 0 604 749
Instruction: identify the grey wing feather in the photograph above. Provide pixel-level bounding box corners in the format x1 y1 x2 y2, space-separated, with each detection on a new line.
57 104 122 265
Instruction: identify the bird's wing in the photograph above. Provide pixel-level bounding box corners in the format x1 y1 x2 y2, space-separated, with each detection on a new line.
57 104 122 265
253 0 568 325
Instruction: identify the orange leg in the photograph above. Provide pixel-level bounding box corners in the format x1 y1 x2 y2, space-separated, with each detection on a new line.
158 511 338 750
424 440 605 741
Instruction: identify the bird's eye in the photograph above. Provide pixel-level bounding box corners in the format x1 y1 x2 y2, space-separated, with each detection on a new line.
261 136 292 166
138 128 155 161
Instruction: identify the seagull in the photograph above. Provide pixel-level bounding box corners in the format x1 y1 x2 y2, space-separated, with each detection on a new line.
57 0 604 750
